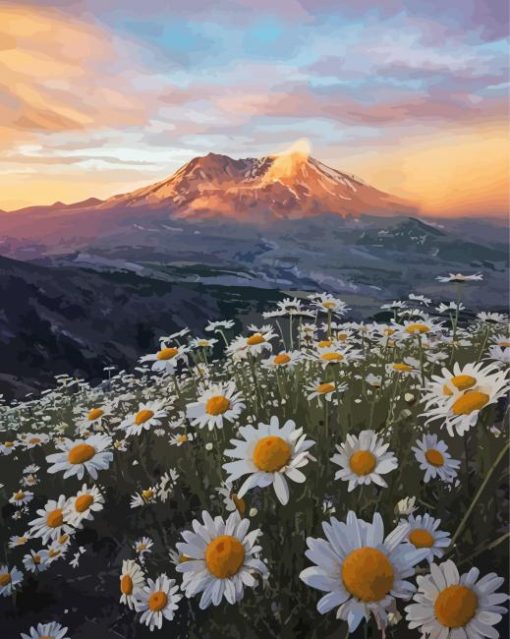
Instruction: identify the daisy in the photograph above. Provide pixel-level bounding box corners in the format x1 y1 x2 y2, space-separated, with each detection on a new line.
306 379 346 403
170 432 194 447
20 433 50 450
119 401 167 437
300 511 428 632
135 573 182 631
119 559 145 610
398 514 450 564
40 542 67 565
397 319 443 339
310 293 349 316
216 481 247 516
205 319 235 332
28 495 73 544
46 434 113 480
387 357 421 379
23 550 48 574
486 345 510 366
64 484 104 528
175 510 268 609
9 489 34 506
0 564 23 597
186 382 245 431
8 535 30 549
191 337 218 349
412 434 460 483
139 344 188 374
227 329 276 359
134 537 154 558
261 350 303 370
477 312 508 324
422 365 509 436
223 416 315 505
130 487 158 509
21 622 70 639
436 273 483 283
331 430 398 492
405 560 508 638
308 344 361 367
75 403 113 432
0 440 17 456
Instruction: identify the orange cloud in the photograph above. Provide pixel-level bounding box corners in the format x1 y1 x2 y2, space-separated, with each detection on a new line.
341 123 509 217
0 5 148 141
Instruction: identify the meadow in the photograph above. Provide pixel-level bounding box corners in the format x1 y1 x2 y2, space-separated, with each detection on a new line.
0 275 508 639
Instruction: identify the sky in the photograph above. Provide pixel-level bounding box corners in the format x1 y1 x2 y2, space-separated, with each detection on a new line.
0 0 508 216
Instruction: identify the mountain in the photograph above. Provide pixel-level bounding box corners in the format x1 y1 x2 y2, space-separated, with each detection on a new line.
0 255 282 400
0 151 414 258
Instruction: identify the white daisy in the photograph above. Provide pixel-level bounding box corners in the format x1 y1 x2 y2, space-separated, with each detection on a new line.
119 401 167 437
387 357 421 379
226 329 276 359
436 273 483 283
306 379 343 403
412 434 460 483
397 514 450 563
300 511 428 632
46 434 113 480
223 416 315 505
0 564 23 597
186 382 244 431
139 344 188 374
28 495 73 544
310 293 349 316
331 430 398 492
486 345 510 366
64 484 104 528
23 550 48 574
134 536 154 557
119 559 145 610
422 364 509 436
9 489 34 507
405 559 508 639
135 573 182 631
176 510 268 609
261 350 303 370
191 337 218 349
21 621 70 639
20 433 50 450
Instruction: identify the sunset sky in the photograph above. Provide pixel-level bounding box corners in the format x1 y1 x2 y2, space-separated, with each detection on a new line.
1 1 508 216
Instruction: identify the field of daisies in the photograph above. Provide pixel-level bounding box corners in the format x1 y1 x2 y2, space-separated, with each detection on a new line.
0 274 509 639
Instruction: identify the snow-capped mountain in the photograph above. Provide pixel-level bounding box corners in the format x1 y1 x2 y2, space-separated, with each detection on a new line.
102 151 413 220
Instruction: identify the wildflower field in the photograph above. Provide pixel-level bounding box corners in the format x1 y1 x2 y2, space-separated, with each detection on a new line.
1 277 509 639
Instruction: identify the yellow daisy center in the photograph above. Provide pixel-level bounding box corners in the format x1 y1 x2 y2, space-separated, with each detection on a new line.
176 434 188 444
75 494 94 513
157 347 178 360
452 390 489 415
148 590 168 612
197 340 210 347
349 450 377 476
342 547 394 602
434 585 478 628
29 437 41 445
14 491 25 500
316 382 335 394
120 574 133 595
58 534 70 545
68 443 96 464
318 339 332 348
451 375 477 391
274 353 291 365
497 340 510 347
425 449 444 467
337 332 348 341
405 323 430 334
253 435 291 472
393 362 412 372
321 352 343 362
205 535 245 579
384 328 396 336
0 572 11 587
46 508 64 528
206 395 230 415
87 407 104 421
322 301 336 309
33 554 41 565
247 333 265 346
408 528 435 548
142 489 155 501
135 409 154 425
4 441 14 448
